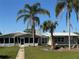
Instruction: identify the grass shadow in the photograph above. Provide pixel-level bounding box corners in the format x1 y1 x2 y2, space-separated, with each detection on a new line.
0 55 11 59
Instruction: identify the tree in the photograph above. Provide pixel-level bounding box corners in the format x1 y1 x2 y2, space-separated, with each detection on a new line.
24 28 32 33
0 32 2 35
41 20 58 49
17 3 50 46
55 0 79 50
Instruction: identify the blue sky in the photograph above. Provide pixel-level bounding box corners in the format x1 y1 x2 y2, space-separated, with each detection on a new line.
0 0 79 34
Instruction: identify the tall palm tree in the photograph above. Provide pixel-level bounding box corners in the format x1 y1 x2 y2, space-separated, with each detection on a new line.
55 0 79 50
41 20 58 49
17 3 50 46
0 32 2 35
24 28 32 33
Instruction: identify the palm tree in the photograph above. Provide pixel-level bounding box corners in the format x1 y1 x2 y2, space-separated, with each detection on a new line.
17 3 50 46
24 28 32 33
0 32 2 35
55 0 79 50
41 20 58 49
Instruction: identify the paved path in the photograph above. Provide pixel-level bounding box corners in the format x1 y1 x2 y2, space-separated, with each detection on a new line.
16 45 25 59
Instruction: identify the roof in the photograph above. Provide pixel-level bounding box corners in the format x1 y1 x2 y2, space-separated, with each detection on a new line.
42 32 79 36
0 32 31 38
0 32 78 38
0 32 48 38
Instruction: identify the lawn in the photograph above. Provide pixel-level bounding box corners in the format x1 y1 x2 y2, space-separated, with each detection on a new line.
25 47 79 59
0 46 19 59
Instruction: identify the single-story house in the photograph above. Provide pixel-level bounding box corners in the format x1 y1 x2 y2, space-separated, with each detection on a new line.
47 32 79 46
0 32 79 47
0 32 49 46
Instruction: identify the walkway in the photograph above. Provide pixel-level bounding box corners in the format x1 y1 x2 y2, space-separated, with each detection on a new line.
16 45 25 59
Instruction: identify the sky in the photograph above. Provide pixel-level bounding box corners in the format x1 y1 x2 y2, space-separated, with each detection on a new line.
0 0 79 34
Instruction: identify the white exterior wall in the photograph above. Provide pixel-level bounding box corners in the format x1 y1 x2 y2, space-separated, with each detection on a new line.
47 36 78 46
0 43 15 47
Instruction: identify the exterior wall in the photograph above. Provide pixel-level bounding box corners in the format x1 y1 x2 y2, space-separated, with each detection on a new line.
0 43 15 47
48 36 78 46
24 43 38 46
0 36 48 47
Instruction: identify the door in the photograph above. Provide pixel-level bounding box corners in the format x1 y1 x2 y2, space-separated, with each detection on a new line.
21 39 24 45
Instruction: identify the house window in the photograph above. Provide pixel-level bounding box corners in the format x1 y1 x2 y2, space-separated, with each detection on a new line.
30 38 33 43
5 38 9 43
61 39 64 42
18 38 20 43
35 38 38 43
0 38 4 43
44 38 47 43
25 37 28 43
57 37 64 42
42 38 44 43
10 38 14 43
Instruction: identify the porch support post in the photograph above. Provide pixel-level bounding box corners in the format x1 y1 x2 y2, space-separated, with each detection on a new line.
38 38 39 44
41 37 42 45
9 37 10 44
20 37 21 45
9 37 10 46
17 37 19 45
14 37 15 45
3 38 5 46
24 37 25 45
29 37 30 46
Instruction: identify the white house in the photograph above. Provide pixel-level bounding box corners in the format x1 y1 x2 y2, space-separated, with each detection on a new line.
47 32 79 46
0 32 79 47
0 32 49 46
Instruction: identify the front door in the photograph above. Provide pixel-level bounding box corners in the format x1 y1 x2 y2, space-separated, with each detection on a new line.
21 39 24 45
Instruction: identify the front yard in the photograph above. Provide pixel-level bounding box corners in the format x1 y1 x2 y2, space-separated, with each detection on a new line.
0 46 19 59
25 46 79 59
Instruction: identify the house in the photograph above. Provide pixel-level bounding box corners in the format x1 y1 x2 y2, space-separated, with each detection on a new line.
0 32 79 47
47 32 79 46
0 32 49 46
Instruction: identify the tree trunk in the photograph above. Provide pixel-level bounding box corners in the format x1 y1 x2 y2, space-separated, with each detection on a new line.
68 16 71 50
67 11 71 50
32 18 35 46
50 30 55 49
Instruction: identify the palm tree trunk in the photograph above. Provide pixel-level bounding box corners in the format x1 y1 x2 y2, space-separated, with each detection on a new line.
32 19 35 46
50 30 55 49
67 11 71 50
68 17 71 50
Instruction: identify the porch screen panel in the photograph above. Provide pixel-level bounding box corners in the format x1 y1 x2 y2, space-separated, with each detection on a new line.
42 38 44 43
30 38 33 43
25 37 28 43
10 38 14 43
0 38 4 43
35 38 38 43
5 38 9 43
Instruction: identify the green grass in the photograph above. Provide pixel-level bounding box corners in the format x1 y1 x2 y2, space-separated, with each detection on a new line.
0 46 19 59
25 47 79 59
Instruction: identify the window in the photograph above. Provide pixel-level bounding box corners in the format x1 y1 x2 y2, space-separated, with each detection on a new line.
30 38 33 43
10 38 14 43
61 39 64 42
15 37 18 43
25 37 28 43
5 38 9 43
0 38 4 43
35 38 38 43
42 38 44 43
18 38 20 43
44 38 47 43
56 37 64 42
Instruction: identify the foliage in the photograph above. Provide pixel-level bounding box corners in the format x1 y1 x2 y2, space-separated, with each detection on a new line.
17 3 50 28
40 20 58 33
24 28 32 33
